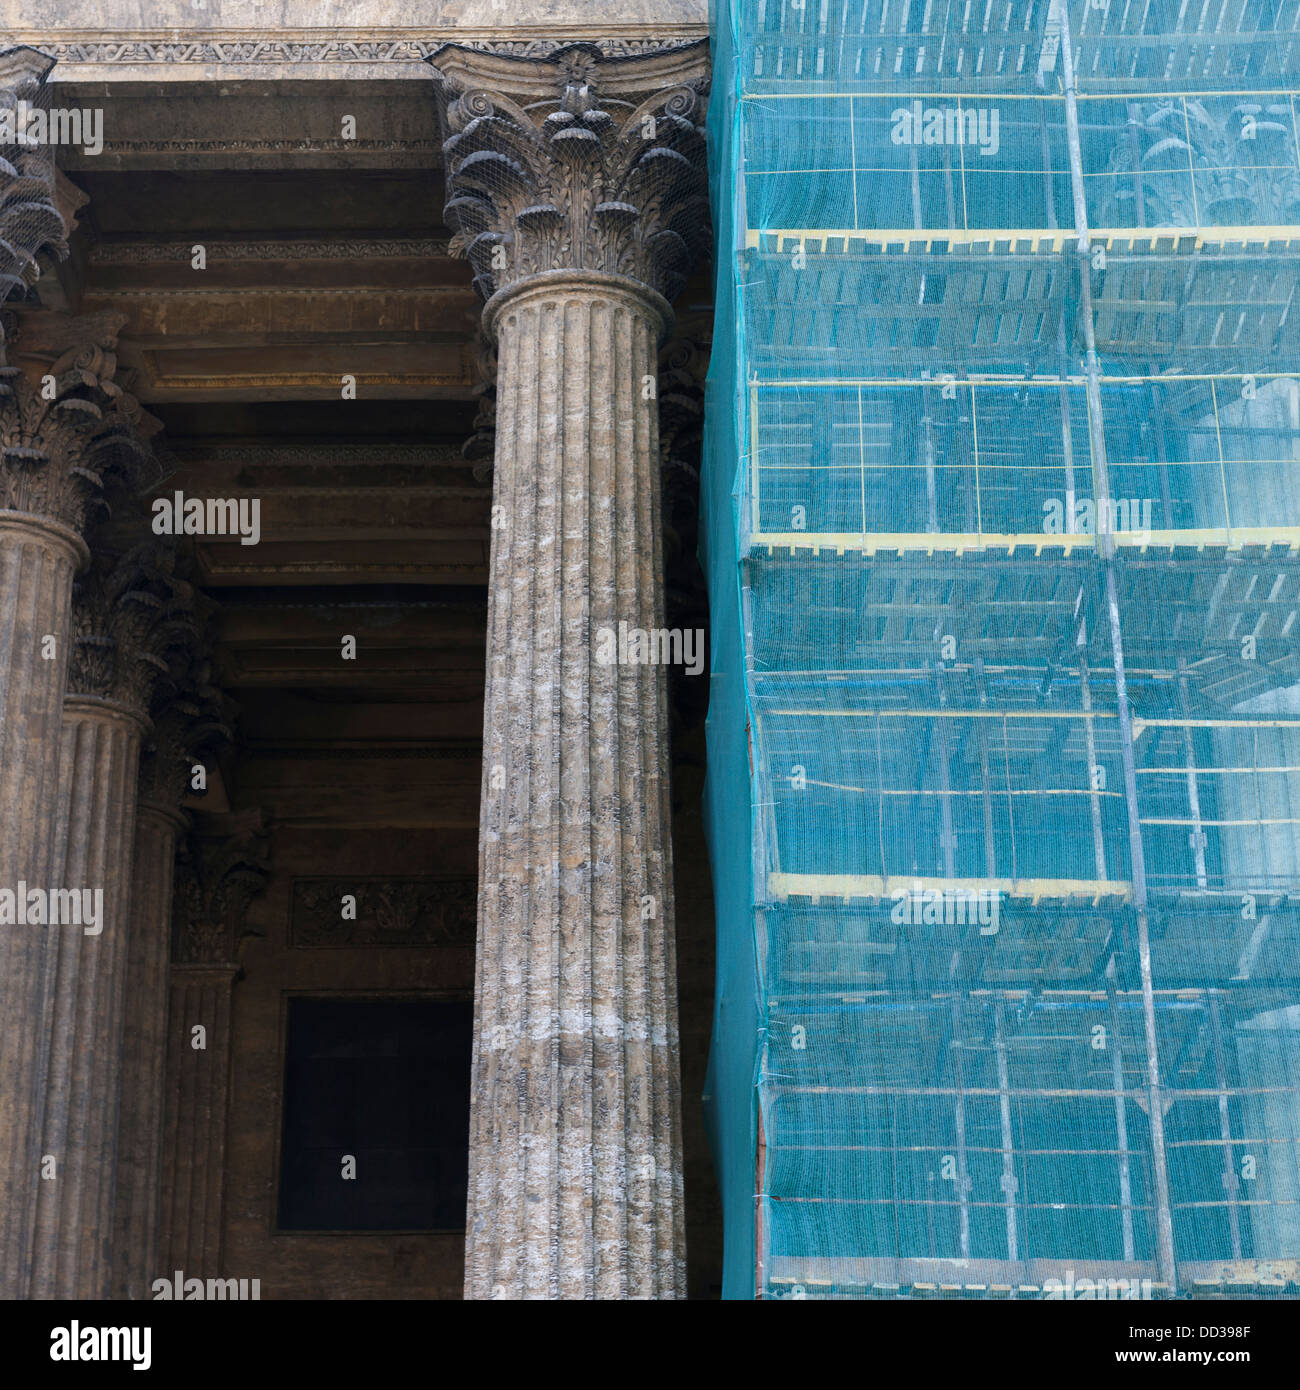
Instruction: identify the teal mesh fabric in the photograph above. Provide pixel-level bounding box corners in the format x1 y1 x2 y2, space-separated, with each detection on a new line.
703 0 1300 1300
702 0 762 1302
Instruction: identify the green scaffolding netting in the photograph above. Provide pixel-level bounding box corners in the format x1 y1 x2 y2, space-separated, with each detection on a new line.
703 0 1300 1300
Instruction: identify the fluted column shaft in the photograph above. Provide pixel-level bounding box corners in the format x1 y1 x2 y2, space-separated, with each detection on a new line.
0 50 81 1292
30 698 144 1298
0 515 85 1297
158 964 238 1279
468 271 684 1299
113 800 187 1299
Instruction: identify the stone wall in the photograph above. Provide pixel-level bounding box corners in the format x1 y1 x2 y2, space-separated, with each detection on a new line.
1 2 708 84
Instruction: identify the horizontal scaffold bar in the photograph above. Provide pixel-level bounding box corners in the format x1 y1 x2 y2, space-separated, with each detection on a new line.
742 90 1300 103
746 226 1300 251
749 372 1300 388
764 709 1300 731
767 872 1133 904
748 528 1300 556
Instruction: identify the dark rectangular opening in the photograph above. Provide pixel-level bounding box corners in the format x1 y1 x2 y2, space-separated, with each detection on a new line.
277 996 473 1232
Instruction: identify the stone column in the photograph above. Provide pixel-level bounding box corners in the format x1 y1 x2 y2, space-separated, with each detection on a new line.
28 542 192 1300
115 800 188 1297
0 55 94 1293
113 651 232 1300
0 307 155 1298
429 40 710 1299
157 819 269 1283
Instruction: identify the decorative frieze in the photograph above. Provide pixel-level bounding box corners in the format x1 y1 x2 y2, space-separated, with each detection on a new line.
290 877 477 948
28 36 704 69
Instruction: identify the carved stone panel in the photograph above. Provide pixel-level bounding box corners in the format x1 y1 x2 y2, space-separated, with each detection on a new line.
290 877 477 948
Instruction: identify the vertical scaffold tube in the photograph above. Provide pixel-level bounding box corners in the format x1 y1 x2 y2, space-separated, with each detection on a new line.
1059 3 1179 1293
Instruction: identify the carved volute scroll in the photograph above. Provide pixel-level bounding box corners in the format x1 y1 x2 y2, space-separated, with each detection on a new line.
0 310 161 538
430 41 711 306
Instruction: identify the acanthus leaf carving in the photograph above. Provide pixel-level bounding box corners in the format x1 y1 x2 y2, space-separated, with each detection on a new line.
462 331 497 481
0 309 161 537
139 582 235 811
290 877 477 948
0 46 65 312
172 815 271 965
430 41 711 304
68 537 198 717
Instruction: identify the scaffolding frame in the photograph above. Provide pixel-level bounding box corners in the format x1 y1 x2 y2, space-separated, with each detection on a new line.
759 984 1300 1289
708 0 1300 1300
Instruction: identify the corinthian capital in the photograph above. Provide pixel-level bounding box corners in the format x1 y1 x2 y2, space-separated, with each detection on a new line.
429 40 710 305
0 47 64 308
0 309 161 537
68 540 199 719
172 814 271 965
139 587 234 810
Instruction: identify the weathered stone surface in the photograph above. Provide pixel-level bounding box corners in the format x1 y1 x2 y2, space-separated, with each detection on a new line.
24 540 189 1298
0 7 708 84
1 22 722 1303
170 817 271 966
113 621 233 1301
0 308 159 534
112 796 188 1301
158 818 269 1282
26 699 145 1298
0 310 151 1299
0 47 64 311
0 518 80 1298
290 877 477 947
432 38 708 1301
431 40 709 303
467 273 686 1298
66 541 196 716
158 961 241 1282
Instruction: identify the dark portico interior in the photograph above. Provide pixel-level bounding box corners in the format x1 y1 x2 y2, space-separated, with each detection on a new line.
39 76 719 1298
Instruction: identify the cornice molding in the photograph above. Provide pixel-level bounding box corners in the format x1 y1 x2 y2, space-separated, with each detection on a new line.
75 137 441 157
245 743 481 761
86 285 472 301
170 443 468 465
91 238 453 264
141 369 471 391
10 31 707 71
